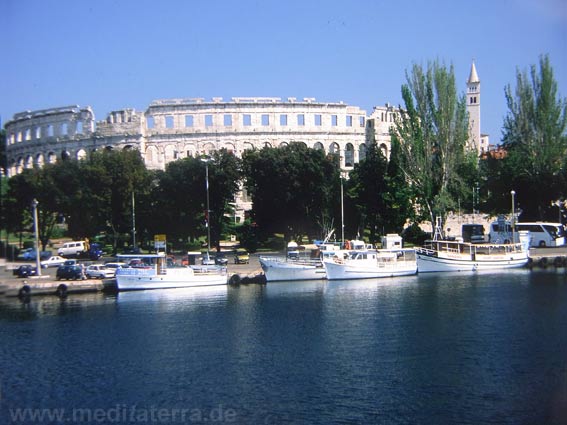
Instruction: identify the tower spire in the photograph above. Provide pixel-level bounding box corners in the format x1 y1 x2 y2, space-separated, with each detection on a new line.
468 60 480 84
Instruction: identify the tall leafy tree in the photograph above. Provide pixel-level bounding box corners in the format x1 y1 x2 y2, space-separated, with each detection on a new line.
81 149 150 252
151 149 241 251
242 143 339 243
501 54 567 221
206 149 242 250
391 60 475 233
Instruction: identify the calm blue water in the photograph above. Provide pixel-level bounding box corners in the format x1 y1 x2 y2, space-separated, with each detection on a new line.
1 269 566 424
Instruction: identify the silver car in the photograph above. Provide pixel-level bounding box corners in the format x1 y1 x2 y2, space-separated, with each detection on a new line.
85 264 115 279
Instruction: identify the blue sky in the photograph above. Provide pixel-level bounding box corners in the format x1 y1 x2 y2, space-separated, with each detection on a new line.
1 0 566 144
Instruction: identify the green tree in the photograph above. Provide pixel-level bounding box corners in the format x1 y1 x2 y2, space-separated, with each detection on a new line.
391 60 476 233
346 143 391 243
81 149 151 253
5 166 63 250
206 150 242 250
502 54 567 221
242 144 339 243
151 150 241 251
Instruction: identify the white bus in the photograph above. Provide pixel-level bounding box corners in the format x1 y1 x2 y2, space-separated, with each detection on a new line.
489 220 566 247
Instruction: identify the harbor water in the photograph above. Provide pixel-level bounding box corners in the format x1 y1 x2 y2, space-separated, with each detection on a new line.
1 269 566 424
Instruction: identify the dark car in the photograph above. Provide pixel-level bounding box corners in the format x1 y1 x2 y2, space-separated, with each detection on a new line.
56 264 85 280
214 253 229 266
13 265 38 278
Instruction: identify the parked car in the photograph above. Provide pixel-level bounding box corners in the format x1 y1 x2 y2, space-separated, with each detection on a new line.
13 264 37 278
40 255 67 268
56 264 85 280
85 264 115 279
57 241 103 260
214 253 229 266
17 248 52 261
104 262 127 274
234 249 250 264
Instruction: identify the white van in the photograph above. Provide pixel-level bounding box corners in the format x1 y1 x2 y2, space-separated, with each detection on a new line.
57 241 87 257
489 220 565 247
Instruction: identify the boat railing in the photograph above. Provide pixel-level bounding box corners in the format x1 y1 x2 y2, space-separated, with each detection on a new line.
190 265 228 275
260 256 321 266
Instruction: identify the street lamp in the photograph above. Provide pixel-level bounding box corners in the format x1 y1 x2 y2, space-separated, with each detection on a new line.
32 198 41 277
201 157 211 258
511 190 516 243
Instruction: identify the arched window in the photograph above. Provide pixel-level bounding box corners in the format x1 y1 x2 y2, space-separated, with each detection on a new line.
344 143 354 167
359 143 368 162
77 149 87 161
313 142 324 151
379 143 388 158
329 142 340 155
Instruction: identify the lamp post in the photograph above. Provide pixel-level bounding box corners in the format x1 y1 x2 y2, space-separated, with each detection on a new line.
32 199 41 277
201 157 211 258
131 191 136 250
511 190 516 243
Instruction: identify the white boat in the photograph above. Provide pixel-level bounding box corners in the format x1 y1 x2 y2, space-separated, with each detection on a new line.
115 253 227 291
259 239 372 282
323 249 418 280
415 233 530 273
259 256 327 281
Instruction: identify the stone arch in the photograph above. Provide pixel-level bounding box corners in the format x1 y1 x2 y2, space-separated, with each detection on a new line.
164 145 177 163
183 143 196 157
36 153 44 168
61 150 70 160
17 157 24 174
223 142 236 153
25 155 34 169
76 149 87 161
263 142 272 148
329 142 340 155
203 142 216 155
359 143 368 162
242 142 254 151
279 142 289 148
145 145 159 165
313 142 324 151
48 152 57 164
104 146 114 151
344 143 355 166
379 143 388 158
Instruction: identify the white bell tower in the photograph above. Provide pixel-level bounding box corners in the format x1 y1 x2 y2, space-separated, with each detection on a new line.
466 61 481 155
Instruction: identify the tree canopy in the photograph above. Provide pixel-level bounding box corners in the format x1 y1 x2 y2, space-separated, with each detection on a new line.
391 60 478 231
501 54 567 221
242 143 339 243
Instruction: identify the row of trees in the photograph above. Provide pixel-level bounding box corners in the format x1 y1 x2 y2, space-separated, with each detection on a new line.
1 55 565 251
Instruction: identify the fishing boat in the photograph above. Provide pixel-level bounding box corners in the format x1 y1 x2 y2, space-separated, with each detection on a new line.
323 248 417 280
259 242 343 282
115 253 228 291
259 236 373 282
415 228 530 273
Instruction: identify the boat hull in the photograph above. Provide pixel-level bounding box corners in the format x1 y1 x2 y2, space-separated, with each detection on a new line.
416 252 529 273
323 259 417 280
116 267 227 291
260 257 326 281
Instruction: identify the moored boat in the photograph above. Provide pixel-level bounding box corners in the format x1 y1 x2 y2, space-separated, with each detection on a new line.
415 231 530 273
323 248 417 280
115 253 228 291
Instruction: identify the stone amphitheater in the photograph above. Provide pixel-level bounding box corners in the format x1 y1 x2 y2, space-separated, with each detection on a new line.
5 97 400 220
4 97 398 177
